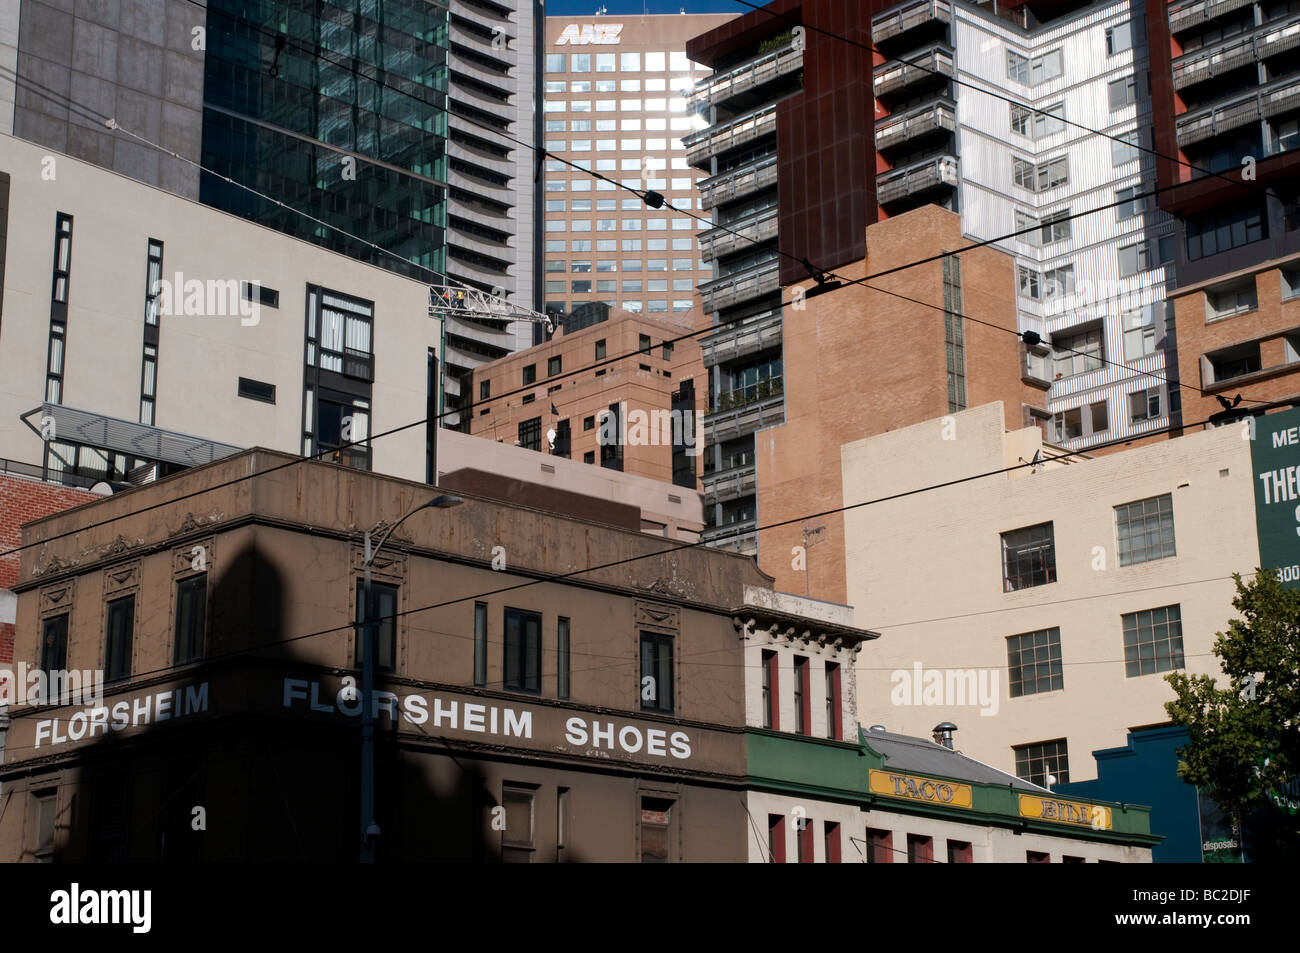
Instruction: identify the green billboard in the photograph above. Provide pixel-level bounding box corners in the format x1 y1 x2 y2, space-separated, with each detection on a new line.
1250 407 1300 589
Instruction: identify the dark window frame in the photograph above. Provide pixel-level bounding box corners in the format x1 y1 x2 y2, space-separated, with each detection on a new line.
1001 522 1057 591
104 594 135 684
503 607 542 694
639 631 674 714
174 574 207 665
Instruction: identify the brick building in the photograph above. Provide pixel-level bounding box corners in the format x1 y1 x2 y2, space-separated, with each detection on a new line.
466 309 706 488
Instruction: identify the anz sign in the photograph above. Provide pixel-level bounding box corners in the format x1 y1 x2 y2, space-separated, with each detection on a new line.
555 23 624 45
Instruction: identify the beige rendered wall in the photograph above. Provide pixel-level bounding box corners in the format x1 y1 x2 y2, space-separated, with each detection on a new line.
0 133 436 481
843 401 1259 782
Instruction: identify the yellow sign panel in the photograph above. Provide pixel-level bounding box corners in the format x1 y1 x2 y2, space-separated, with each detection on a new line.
1018 794 1113 830
869 770 974 809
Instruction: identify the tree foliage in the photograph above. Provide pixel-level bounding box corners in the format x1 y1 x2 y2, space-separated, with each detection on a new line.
1165 570 1300 825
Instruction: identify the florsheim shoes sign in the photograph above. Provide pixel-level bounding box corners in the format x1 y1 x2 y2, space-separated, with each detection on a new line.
1250 406 1300 589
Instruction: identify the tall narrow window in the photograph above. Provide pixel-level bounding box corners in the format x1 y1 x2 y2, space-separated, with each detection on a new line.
907 834 934 863
793 655 810 735
45 322 66 404
825 662 842 740
824 821 842 863
504 608 542 693
557 617 571 699
33 790 57 862
797 817 814 863
767 813 785 862
501 785 536 863
140 239 163 425
943 254 966 412
639 632 674 713
641 797 674 862
354 580 398 671
557 787 570 862
174 575 207 665
600 402 623 470
473 602 488 687
104 595 135 684
51 213 72 304
762 650 778 729
947 840 973 863
303 286 374 470
40 614 68 682
866 828 893 863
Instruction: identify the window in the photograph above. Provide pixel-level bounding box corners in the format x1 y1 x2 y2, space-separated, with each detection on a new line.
620 52 640 71
642 797 675 863
1053 327 1102 378
1116 495 1176 566
797 818 814 863
40 614 68 681
522 364 536 386
1044 264 1075 298
1014 739 1069 786
174 575 207 665
237 377 275 404
1116 185 1145 220
1027 850 1051 863
1123 306 1157 360
825 662 842 740
143 238 163 324
501 785 536 862
596 52 615 72
583 451 595 464
33 790 57 862
947 841 973 863
1017 265 1041 300
51 212 73 304
1112 130 1140 165
1128 387 1161 423
1011 103 1065 139
583 415 595 431
1007 628 1063 697
553 418 571 458
1209 341 1262 382
907 834 934 864
1109 76 1137 110
1007 51 1029 83
1123 605 1185 677
548 356 562 377
640 632 674 713
354 580 398 672
310 289 373 380
1118 242 1150 277
825 822 842 863
1013 156 1068 192
866 828 893 863
518 417 542 452
762 650 778 729
1106 20 1134 55
474 602 487 687
767 813 786 863
1187 205 1266 260
557 617 570 699
571 53 591 73
594 340 606 361
1053 407 1082 440
104 595 135 684
1206 281 1258 319
504 608 542 693
139 344 158 425
1001 522 1057 591
1091 400 1108 434
1008 49 1062 84
793 655 810 735
639 333 652 353
545 53 565 73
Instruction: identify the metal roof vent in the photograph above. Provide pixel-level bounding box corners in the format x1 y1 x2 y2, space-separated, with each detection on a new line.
932 721 958 749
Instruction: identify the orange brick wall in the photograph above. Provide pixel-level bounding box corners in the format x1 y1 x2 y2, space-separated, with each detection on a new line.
757 205 1037 603
1174 263 1300 429
0 475 99 664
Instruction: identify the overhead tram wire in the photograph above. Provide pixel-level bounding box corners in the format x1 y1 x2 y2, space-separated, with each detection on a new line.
0 55 1278 559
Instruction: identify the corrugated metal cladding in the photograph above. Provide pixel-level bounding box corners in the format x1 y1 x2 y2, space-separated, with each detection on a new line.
948 0 1180 449
776 0 882 287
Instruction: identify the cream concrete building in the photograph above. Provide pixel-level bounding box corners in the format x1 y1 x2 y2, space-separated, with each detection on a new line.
0 133 438 485
842 401 1258 784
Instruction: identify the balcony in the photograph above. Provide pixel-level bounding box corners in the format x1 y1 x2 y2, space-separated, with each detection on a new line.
874 100 956 153
1168 0 1253 34
697 157 779 210
873 47 954 100
699 258 781 313
704 384 785 444
699 207 779 261
1176 74 1300 147
683 105 778 167
872 0 951 46
447 49 512 95
875 154 958 205
700 307 783 368
689 42 803 113
702 519 757 554
702 462 757 505
1173 17 1300 91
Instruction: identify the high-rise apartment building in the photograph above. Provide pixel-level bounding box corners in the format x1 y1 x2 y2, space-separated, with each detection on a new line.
1 0 542 423
539 13 730 329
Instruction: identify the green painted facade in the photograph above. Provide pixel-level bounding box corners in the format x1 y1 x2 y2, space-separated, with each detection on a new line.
743 727 1161 848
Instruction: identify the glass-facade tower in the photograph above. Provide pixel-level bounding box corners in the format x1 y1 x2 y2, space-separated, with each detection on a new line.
201 0 450 278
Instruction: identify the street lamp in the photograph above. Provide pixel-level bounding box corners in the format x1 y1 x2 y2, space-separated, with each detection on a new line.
359 493 463 863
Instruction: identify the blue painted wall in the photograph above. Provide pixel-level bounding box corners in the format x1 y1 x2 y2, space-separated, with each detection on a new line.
1056 725 1202 863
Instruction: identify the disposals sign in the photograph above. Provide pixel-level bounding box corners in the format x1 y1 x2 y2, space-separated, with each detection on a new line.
1250 406 1300 588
